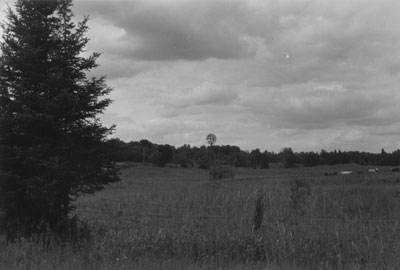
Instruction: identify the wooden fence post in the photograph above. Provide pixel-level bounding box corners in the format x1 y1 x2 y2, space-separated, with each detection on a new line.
253 194 266 232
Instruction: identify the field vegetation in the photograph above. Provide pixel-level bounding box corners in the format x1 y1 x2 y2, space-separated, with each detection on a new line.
1 164 400 269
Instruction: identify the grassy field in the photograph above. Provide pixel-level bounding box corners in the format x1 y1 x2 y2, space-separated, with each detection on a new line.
1 164 400 269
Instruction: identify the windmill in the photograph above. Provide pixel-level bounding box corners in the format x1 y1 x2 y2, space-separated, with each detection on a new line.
206 133 216 146
206 134 217 180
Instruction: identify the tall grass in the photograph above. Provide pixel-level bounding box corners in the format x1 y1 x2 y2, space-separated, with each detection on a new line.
1 165 400 269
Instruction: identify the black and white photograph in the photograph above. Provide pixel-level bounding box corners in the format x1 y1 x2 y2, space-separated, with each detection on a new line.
1 0 400 269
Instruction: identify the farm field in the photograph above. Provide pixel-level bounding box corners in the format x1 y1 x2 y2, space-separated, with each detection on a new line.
2 164 400 270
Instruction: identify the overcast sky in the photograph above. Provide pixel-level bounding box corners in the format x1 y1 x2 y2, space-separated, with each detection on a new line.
2 0 400 152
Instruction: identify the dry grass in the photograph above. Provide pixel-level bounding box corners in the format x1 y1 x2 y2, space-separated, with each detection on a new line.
1 164 400 269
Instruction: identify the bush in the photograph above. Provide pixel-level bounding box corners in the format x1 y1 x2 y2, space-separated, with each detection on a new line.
209 166 235 180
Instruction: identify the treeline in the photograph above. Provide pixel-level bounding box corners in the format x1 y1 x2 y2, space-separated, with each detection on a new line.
107 139 400 168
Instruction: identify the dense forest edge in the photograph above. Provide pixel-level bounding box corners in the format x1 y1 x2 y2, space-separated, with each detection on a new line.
107 138 400 169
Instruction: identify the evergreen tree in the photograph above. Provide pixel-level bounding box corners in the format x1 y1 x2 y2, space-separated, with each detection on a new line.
0 0 119 237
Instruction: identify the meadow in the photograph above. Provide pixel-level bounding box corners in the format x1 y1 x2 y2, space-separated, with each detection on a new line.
1 164 400 270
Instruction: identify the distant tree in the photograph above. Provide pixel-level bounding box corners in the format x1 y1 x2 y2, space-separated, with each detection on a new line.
249 148 262 169
195 146 210 169
392 150 400 166
0 0 119 238
302 152 320 167
149 148 162 166
260 150 269 169
124 141 143 162
337 150 349 164
173 144 193 167
106 138 129 162
319 149 329 165
139 139 154 163
155 144 174 167
234 151 250 167
280 147 296 168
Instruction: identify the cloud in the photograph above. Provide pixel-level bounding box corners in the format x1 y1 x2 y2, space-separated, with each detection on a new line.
2 0 400 152
75 0 258 61
155 80 240 120
246 82 400 129
46 0 400 153
178 81 238 106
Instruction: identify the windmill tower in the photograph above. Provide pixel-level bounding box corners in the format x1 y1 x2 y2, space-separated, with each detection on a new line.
206 133 217 180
